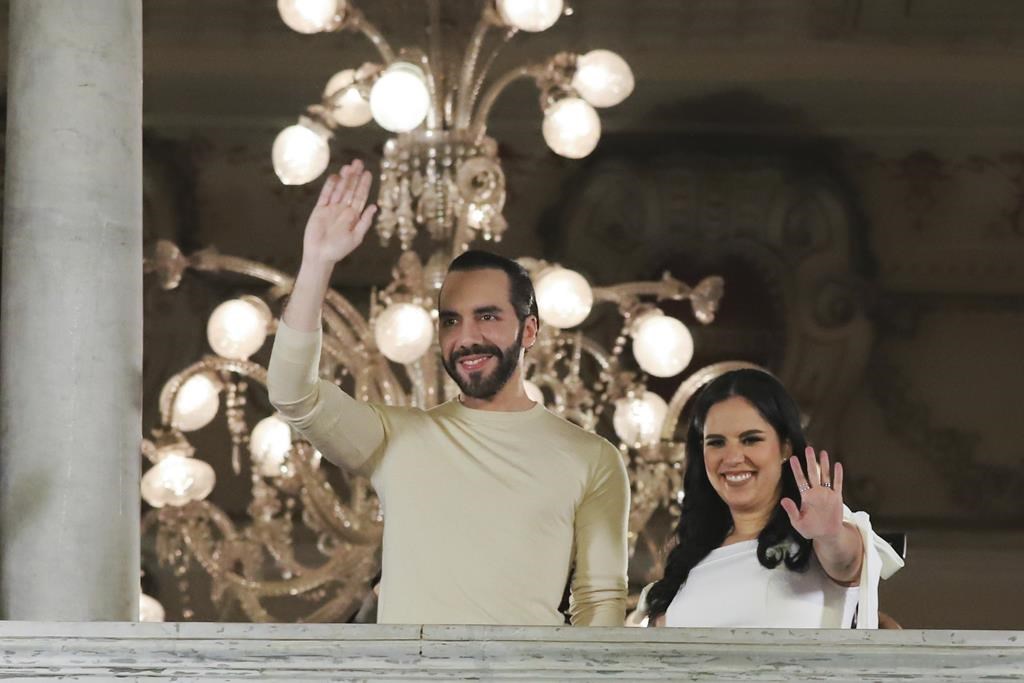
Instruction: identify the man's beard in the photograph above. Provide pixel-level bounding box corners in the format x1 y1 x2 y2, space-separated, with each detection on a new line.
443 324 524 400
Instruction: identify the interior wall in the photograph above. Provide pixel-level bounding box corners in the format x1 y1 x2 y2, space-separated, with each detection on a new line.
2 0 1023 628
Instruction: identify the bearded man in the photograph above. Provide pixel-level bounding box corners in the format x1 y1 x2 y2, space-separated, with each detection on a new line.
268 159 629 626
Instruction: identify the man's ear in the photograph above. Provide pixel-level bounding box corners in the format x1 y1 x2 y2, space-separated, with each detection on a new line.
523 314 539 350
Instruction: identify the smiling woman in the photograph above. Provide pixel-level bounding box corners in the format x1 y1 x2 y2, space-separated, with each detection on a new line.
639 369 904 629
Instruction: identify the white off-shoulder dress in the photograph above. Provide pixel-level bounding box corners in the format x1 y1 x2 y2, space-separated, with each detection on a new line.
641 507 904 629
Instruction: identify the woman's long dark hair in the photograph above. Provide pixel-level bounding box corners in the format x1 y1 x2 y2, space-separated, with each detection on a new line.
646 369 813 619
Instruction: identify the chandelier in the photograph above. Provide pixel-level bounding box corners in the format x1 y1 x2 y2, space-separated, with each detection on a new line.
270 0 635 251
138 0 739 623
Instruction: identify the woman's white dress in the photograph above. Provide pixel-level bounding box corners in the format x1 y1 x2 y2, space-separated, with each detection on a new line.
651 507 904 629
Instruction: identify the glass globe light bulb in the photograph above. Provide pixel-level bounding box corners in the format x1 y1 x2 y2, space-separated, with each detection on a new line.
632 314 694 377
370 62 430 133
523 380 545 404
324 69 372 127
250 415 294 478
497 0 564 32
613 391 668 448
277 0 344 34
206 296 271 361
374 302 435 364
171 372 221 432
272 121 331 185
572 49 634 108
141 454 216 508
542 97 601 159
139 593 165 622
534 266 593 328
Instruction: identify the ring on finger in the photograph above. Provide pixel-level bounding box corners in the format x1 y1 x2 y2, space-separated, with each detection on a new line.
798 483 810 493
822 481 832 489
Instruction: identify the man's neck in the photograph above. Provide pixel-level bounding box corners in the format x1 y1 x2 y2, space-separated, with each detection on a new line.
459 377 535 412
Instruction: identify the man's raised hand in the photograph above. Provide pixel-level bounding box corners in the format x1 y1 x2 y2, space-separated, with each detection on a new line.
301 159 377 267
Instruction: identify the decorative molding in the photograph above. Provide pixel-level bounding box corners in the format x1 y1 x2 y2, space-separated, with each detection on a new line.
859 150 1024 293
0 622 1021 680
867 355 1024 521
875 291 1024 339
876 151 1024 241
555 152 874 449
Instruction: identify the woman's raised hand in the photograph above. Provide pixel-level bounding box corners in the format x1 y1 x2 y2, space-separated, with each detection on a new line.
780 446 845 541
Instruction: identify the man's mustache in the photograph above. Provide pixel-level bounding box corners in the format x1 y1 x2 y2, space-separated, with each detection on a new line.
450 344 503 364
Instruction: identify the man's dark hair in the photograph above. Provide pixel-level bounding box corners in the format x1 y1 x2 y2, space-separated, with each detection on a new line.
447 250 539 323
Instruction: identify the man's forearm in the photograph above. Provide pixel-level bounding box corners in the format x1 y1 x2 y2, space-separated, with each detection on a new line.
283 259 335 332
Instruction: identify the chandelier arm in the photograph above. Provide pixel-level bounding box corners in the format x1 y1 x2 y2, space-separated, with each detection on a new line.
592 280 693 305
406 359 428 408
184 247 377 356
425 0 450 129
190 251 291 288
463 26 517 128
423 58 444 131
418 344 442 407
353 357 409 407
661 361 766 441
319 333 362 372
234 588 275 622
158 357 266 426
312 291 409 398
569 330 585 379
301 582 375 623
471 63 548 141
577 336 612 372
398 47 443 130
249 521 310 578
320 305 411 403
323 290 372 338
182 504 367 597
374 357 409 407
293 446 383 545
454 5 505 128
342 6 396 63
449 209 471 262
319 306 370 365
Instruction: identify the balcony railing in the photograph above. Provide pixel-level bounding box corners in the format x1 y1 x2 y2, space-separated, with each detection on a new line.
0 622 1021 680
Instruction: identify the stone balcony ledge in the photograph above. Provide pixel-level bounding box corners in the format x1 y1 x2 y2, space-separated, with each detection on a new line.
0 622 1021 680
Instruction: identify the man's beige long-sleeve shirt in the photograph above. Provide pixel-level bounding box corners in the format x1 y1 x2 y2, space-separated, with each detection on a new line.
267 321 630 626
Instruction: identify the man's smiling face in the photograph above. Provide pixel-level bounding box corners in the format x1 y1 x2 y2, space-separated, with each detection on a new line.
438 268 535 400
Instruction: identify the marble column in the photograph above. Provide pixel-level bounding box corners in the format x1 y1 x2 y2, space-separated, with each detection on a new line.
0 0 142 620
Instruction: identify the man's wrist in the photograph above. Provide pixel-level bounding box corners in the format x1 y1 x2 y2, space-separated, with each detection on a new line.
298 255 338 279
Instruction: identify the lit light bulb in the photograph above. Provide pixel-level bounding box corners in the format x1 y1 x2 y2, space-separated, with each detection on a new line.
524 380 545 404
374 303 434 364
250 415 294 478
272 121 331 185
141 454 216 508
139 593 165 622
542 97 601 159
613 391 668 448
206 296 271 361
277 0 344 34
324 69 372 127
632 313 694 377
497 0 564 32
370 62 430 133
534 266 593 328
171 372 221 432
572 50 634 108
